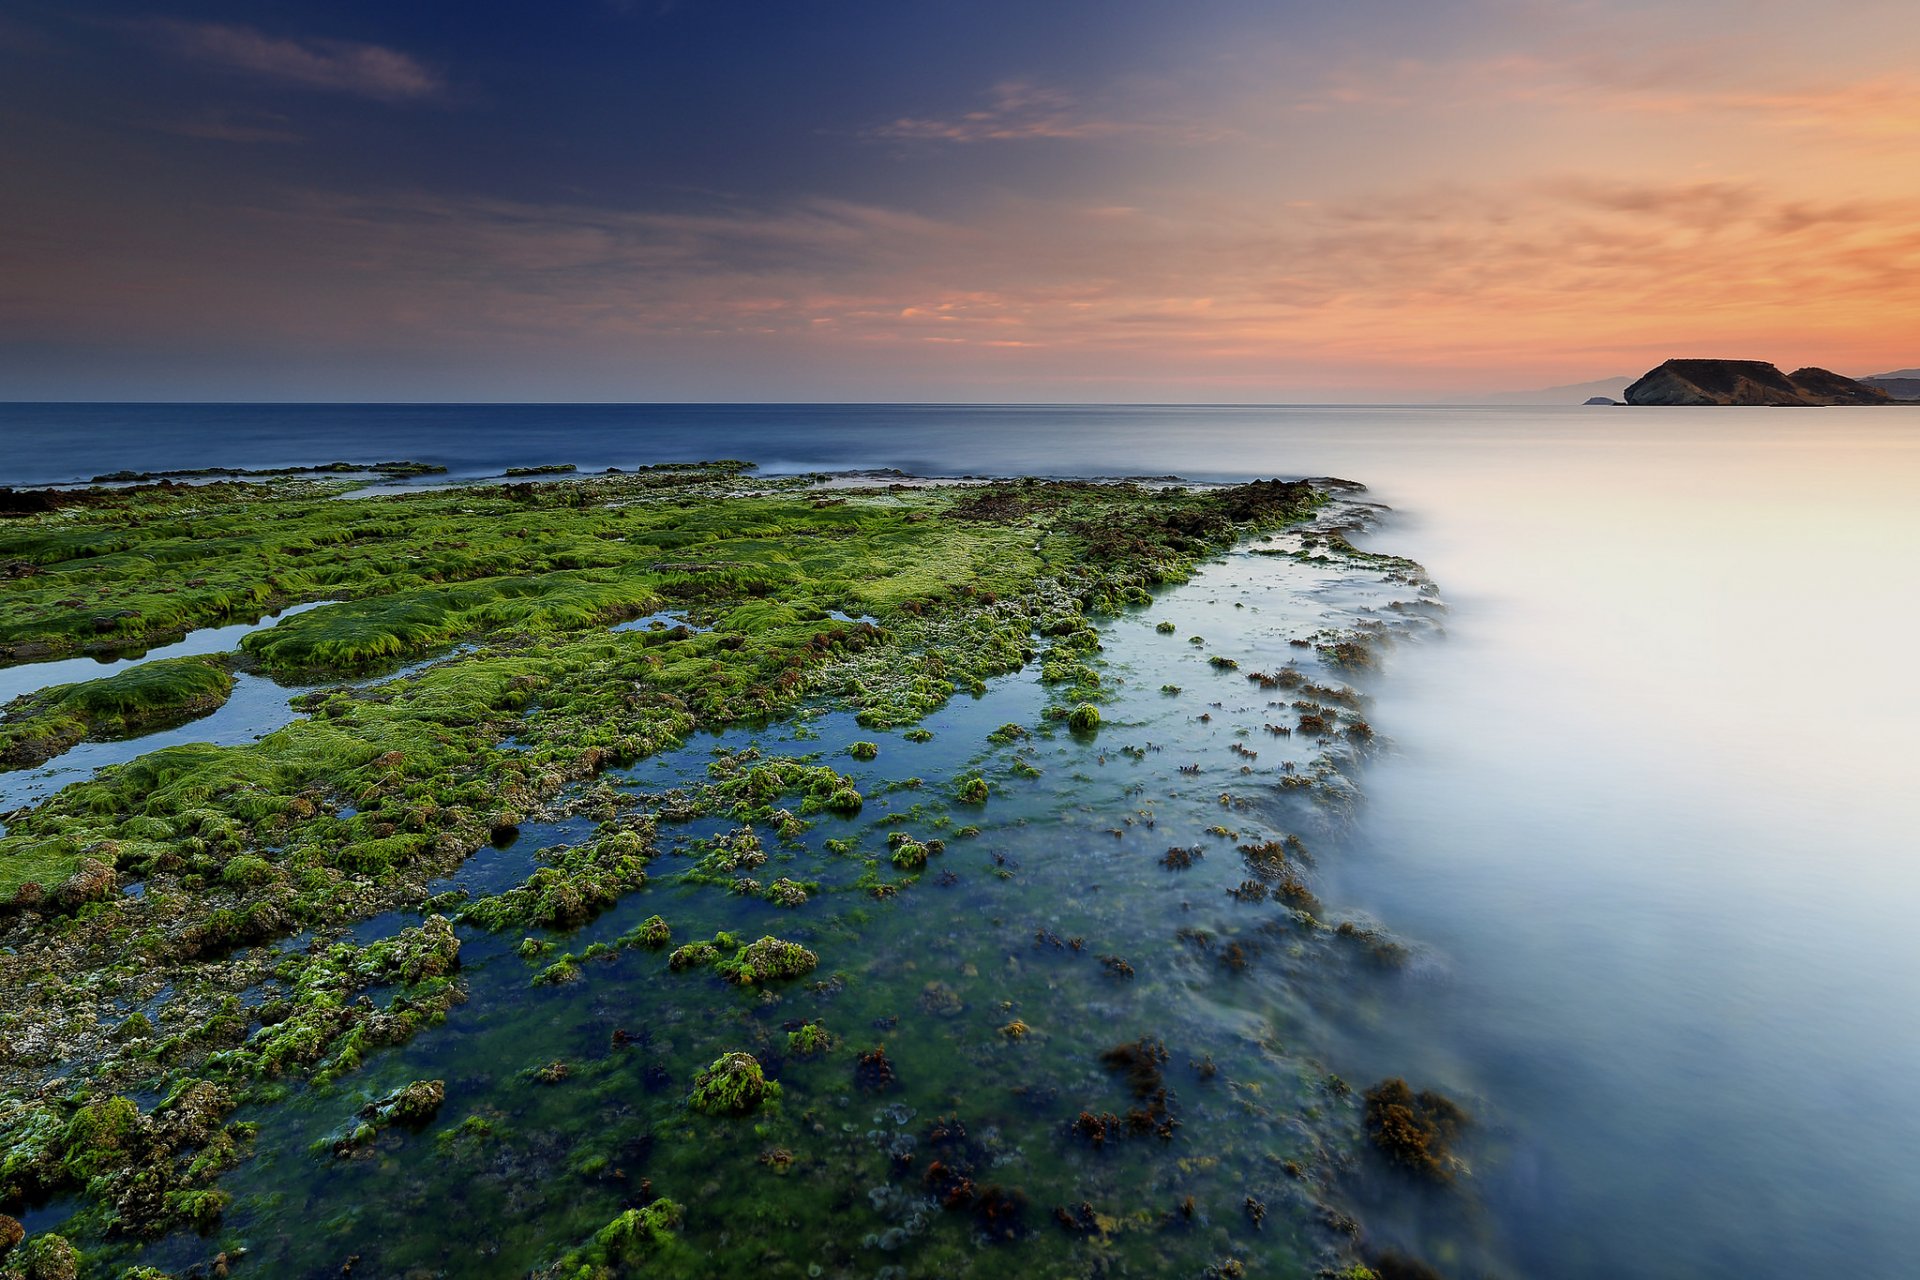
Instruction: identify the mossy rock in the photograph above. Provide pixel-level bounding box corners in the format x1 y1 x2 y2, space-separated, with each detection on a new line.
1067 704 1101 734
716 935 818 985
786 1023 833 1057
689 1052 779 1116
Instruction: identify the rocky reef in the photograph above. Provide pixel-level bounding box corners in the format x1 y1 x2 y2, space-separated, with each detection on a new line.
1623 359 1891 406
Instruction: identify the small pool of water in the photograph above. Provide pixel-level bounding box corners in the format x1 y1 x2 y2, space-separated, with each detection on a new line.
0 601 335 706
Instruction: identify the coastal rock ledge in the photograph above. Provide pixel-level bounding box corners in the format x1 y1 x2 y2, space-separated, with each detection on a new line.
1623 359 1891 406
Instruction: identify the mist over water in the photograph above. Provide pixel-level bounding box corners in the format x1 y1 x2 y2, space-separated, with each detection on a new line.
10 402 1920 1276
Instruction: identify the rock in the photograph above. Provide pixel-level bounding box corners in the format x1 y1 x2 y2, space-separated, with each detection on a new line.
0 1212 22 1253
1623 359 1891 406
689 1051 779 1115
1583 396 1620 405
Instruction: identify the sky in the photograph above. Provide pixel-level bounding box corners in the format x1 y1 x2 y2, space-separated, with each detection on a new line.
2 0 1917 402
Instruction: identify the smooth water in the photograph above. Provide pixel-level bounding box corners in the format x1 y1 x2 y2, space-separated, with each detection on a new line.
10 402 1920 1277
0 601 332 706
132 516 1432 1278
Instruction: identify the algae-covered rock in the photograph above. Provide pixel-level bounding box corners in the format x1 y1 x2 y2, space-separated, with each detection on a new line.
764 877 810 907
327 1079 446 1156
629 914 671 948
1067 704 1100 733
786 1023 833 1056
1362 1078 1469 1181
717 935 817 985
689 1052 779 1115
667 941 718 971
6 1232 78 1280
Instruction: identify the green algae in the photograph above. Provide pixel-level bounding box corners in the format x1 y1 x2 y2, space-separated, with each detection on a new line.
688 1053 778 1116
0 466 1451 1276
538 1197 686 1278
0 657 234 770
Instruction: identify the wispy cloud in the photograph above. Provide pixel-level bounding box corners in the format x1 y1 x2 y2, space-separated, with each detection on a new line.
144 22 441 101
153 108 302 145
1298 50 1920 141
872 81 1220 144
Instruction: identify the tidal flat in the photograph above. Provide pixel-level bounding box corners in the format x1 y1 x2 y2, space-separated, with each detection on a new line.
0 464 1459 1279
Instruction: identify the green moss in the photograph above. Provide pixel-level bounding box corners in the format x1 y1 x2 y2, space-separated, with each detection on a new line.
623 914 671 948
460 823 655 931
1068 704 1101 734
955 775 990 805
60 1096 142 1180
714 935 818 985
764 877 811 907
0 469 1344 1262
666 940 717 973
688 1052 779 1116
847 740 878 761
786 1023 833 1056
8 1232 79 1280
541 1197 685 1277
0 656 234 771
1155 620 1177 634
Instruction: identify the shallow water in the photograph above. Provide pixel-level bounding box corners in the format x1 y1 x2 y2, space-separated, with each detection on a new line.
0 600 332 706
126 508 1434 1278
0 638 467 823
10 402 1920 1277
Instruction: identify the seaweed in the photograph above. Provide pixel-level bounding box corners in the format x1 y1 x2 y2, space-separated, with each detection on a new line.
1362 1078 1470 1181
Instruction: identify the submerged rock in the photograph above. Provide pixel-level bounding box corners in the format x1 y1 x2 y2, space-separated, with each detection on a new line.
1362 1078 1469 1181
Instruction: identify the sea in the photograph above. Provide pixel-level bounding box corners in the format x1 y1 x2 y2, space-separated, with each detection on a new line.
5 400 1920 1278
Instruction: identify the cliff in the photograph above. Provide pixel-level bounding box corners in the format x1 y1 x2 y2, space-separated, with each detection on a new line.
1623 359 1891 406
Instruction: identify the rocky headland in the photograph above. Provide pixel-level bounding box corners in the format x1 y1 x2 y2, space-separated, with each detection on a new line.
1623 359 1891 406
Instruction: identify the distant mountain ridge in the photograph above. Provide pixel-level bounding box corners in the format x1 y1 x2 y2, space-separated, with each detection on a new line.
1623 359 1890 406
1861 369 1920 401
1454 375 1635 405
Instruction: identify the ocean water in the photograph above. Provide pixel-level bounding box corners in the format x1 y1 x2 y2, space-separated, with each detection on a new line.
7 401 1920 1277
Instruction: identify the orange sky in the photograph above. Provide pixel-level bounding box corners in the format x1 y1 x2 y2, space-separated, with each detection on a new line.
2 0 1917 399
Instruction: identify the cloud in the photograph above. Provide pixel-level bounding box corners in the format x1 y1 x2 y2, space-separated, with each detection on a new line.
154 109 302 145
872 81 1221 144
8 169 1919 394
144 22 441 101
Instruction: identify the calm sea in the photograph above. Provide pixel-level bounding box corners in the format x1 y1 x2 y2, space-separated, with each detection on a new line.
7 401 1920 1278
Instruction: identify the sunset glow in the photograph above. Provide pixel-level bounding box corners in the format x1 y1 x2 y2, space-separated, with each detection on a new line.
2 0 1916 399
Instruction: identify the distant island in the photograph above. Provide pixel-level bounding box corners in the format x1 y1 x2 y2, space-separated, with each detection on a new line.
1623 359 1891 406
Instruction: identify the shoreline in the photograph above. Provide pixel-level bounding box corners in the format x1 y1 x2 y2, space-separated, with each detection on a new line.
0 466 1470 1278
